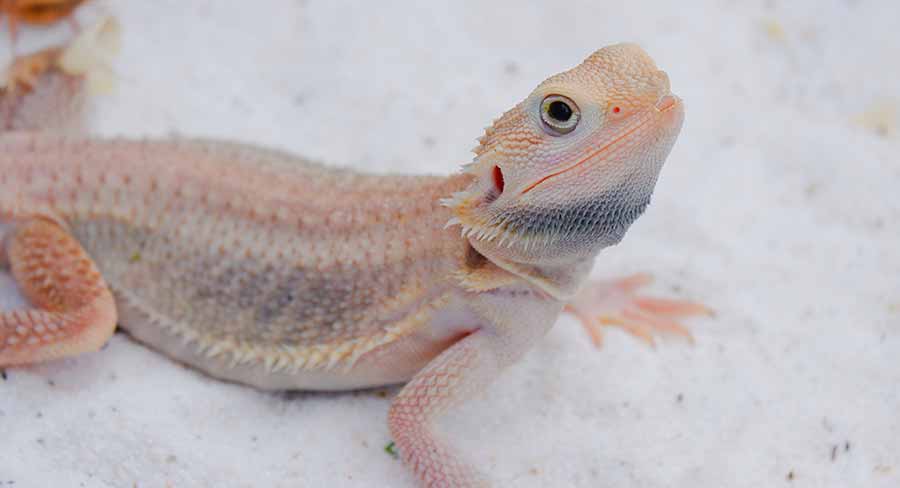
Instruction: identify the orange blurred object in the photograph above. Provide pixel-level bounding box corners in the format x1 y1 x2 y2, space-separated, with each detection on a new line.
1 0 86 42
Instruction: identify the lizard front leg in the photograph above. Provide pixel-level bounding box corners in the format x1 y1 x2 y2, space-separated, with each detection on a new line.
0 218 117 366
388 289 560 487
388 331 496 487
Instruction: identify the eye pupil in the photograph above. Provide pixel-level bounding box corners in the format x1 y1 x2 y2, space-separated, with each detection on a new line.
547 100 572 121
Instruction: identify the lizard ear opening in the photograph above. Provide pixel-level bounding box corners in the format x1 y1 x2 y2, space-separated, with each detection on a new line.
492 165 504 194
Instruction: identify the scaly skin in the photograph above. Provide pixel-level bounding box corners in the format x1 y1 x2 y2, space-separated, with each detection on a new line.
0 43 702 487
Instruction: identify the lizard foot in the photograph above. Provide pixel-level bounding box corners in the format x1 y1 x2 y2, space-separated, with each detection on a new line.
564 273 712 348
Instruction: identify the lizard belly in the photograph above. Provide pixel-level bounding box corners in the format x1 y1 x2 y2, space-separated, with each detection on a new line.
72 217 475 391
115 290 480 390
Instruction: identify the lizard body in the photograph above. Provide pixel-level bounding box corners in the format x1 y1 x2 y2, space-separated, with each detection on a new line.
0 42 700 487
2 135 479 388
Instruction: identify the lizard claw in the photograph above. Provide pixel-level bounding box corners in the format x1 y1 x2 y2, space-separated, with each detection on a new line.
564 273 712 348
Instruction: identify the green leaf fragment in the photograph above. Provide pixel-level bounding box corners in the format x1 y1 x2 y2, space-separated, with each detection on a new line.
384 441 398 458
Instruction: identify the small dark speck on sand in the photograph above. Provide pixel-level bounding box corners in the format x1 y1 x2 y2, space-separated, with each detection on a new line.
1 369 6 381
676 393 684 403
831 445 838 461
787 470 795 481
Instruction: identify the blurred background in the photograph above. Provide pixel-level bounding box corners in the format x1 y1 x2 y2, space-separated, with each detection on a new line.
0 1 897 487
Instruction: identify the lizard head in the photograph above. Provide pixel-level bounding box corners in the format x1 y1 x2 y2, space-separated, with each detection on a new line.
444 43 683 269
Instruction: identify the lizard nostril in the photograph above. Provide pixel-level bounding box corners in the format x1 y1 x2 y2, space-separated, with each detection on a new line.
654 94 677 112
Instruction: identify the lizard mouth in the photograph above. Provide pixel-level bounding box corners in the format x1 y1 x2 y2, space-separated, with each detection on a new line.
520 94 680 196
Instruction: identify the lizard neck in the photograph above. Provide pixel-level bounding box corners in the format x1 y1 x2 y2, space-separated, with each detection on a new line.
477 243 594 300
454 236 594 301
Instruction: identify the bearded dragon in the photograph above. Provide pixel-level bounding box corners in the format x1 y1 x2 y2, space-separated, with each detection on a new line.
0 42 706 487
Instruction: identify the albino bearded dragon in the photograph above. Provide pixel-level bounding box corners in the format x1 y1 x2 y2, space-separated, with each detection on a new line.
0 38 707 487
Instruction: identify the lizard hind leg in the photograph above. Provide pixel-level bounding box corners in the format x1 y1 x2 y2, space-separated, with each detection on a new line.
565 273 712 348
0 218 116 367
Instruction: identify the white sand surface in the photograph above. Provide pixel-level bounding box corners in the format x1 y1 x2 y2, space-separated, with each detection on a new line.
1 1 898 486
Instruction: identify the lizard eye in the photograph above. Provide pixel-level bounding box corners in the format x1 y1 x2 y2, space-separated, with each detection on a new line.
540 95 580 135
